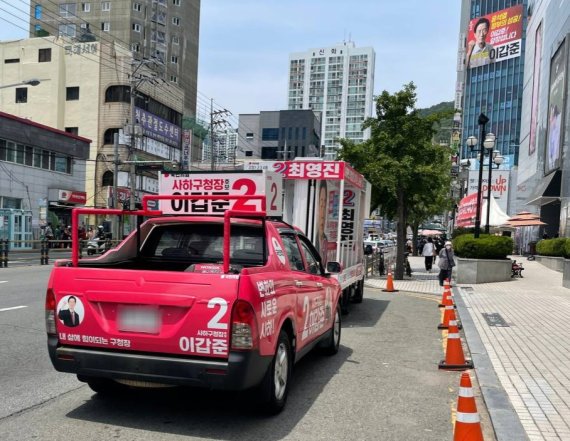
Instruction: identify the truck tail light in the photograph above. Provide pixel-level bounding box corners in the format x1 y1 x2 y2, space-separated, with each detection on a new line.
230 300 258 350
45 288 57 335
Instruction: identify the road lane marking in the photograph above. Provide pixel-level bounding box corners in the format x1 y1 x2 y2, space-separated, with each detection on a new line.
0 306 27 312
0 281 7 284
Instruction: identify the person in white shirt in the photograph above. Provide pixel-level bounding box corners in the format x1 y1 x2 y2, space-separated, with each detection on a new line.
421 237 436 272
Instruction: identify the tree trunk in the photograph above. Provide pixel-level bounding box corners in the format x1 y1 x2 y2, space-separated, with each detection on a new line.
412 223 419 256
395 189 406 280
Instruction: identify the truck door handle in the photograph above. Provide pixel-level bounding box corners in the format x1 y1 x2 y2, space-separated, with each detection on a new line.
295 281 303 287
316 282 323 288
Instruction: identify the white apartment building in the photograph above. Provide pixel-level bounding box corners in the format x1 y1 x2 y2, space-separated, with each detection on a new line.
288 42 375 159
202 128 238 165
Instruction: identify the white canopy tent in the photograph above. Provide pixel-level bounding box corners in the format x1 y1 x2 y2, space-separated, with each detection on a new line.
480 195 510 228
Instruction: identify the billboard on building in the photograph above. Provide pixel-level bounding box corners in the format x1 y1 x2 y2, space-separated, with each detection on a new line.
467 170 510 213
529 23 543 156
545 39 567 175
465 4 523 69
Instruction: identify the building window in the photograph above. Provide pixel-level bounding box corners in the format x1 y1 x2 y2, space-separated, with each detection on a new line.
59 23 77 37
103 128 120 144
133 3 141 12
65 127 79 136
172 35 179 45
101 22 110 32
59 3 76 17
169 75 178 83
245 151 253 157
102 171 114 187
15 88 27 103
172 17 180 26
66 87 80 101
81 3 90 12
131 43 140 52
173 0 181 5
38 48 51 62
170 55 178 64
101 2 111 12
262 128 279 141
246 133 254 140
4 58 19 64
105 85 130 103
132 23 141 32
34 5 42 19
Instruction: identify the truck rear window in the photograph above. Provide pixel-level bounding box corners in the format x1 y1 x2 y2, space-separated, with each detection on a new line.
141 223 266 266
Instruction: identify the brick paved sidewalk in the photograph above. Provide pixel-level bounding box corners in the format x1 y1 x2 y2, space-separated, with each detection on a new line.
456 259 570 441
364 255 444 296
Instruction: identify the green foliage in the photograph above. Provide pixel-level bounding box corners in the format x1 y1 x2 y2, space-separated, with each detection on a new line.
452 227 475 239
417 101 454 146
453 234 513 259
537 238 569 257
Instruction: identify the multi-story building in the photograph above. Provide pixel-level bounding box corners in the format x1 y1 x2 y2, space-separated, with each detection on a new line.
516 0 570 236
288 42 375 159
0 111 90 245
0 36 184 229
457 0 528 215
28 0 199 116
202 128 238 165
237 110 321 160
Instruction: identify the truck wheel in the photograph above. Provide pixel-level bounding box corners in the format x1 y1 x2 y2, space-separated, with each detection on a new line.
86 378 122 396
341 289 350 315
257 330 292 414
320 305 341 355
352 280 364 304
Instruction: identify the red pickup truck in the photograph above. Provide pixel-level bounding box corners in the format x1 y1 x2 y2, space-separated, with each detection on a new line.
46 202 342 413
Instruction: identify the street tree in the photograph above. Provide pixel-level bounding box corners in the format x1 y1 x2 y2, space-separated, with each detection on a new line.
339 83 452 279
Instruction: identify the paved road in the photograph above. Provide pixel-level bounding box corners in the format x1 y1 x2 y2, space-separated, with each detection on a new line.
0 267 460 440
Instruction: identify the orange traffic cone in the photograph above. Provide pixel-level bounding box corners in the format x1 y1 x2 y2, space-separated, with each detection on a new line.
382 272 399 292
438 302 462 330
439 321 473 370
454 372 484 441
439 279 454 307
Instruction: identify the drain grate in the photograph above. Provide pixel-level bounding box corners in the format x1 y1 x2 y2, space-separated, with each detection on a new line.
482 312 510 327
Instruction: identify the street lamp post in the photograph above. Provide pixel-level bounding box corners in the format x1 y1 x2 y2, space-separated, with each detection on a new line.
473 113 489 238
0 79 41 90
484 142 504 233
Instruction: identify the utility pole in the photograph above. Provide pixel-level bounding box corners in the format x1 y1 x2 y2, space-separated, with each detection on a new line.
113 132 120 239
209 101 231 170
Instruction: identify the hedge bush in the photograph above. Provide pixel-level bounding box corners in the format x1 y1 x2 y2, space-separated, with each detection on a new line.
536 238 569 257
452 227 475 239
452 234 513 259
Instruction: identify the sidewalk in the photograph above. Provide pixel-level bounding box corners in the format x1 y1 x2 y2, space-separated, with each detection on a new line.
365 256 570 441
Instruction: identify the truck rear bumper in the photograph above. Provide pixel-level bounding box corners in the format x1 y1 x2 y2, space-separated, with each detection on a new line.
47 336 271 391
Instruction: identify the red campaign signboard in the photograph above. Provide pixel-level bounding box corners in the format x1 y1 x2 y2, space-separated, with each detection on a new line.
244 161 366 190
466 4 523 69
456 193 479 228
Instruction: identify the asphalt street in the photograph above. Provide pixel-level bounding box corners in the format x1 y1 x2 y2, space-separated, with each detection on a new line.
0 266 464 440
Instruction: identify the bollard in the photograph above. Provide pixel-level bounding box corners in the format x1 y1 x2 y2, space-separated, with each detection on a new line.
41 239 50 265
0 240 4 268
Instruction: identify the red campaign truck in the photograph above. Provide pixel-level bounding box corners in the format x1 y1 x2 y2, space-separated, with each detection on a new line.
245 160 371 313
45 171 342 414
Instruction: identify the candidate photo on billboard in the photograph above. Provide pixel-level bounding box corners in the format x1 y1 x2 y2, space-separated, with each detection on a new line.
545 39 567 175
465 4 523 69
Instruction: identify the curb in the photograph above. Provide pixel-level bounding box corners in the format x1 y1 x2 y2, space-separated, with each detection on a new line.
454 285 529 441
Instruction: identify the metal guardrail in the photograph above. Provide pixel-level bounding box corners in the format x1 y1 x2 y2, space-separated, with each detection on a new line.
0 239 121 267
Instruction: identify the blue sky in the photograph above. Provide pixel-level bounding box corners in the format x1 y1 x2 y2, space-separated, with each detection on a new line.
0 0 461 118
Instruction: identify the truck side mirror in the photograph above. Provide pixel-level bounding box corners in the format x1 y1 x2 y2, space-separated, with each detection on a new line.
327 261 342 274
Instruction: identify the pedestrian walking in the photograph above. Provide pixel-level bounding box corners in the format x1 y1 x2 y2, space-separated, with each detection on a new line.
437 241 456 286
422 237 435 272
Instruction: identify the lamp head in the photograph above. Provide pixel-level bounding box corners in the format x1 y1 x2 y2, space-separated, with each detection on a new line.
483 132 496 150
466 136 478 147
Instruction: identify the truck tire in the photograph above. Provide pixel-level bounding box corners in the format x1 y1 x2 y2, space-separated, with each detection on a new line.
341 288 350 315
257 330 292 414
319 304 341 355
352 279 364 304
85 378 122 396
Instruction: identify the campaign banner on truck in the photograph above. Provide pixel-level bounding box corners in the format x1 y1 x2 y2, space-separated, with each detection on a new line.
465 4 523 69
158 172 282 216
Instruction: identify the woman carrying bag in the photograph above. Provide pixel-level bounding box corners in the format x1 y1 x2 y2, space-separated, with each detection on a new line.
437 241 456 286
